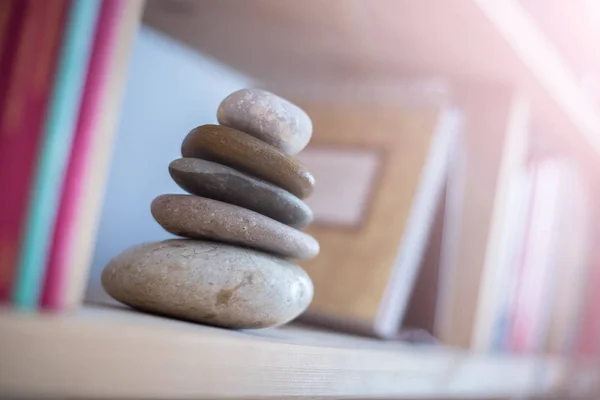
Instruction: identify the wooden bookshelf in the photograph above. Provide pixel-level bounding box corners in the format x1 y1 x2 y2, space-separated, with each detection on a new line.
3 1 599 399
0 304 584 399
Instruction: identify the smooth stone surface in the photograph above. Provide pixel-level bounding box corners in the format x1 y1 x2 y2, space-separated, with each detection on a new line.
181 124 314 199
151 194 319 259
101 239 314 329
217 88 312 155
169 158 313 228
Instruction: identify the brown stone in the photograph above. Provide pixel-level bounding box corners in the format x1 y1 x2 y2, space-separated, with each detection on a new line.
217 88 312 155
151 194 319 259
169 158 313 228
181 124 314 199
101 239 314 329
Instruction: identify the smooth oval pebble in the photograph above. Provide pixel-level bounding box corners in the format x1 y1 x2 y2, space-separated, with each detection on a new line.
101 239 314 329
181 124 314 199
217 88 313 155
169 158 313 228
151 194 319 259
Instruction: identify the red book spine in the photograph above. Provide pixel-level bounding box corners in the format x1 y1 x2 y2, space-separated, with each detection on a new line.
0 0 68 301
0 0 27 119
0 1 27 301
575 233 600 356
42 0 123 309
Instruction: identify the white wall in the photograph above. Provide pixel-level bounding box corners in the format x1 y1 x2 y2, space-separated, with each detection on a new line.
86 26 254 303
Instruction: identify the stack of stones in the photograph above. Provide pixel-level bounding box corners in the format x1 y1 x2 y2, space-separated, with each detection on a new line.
101 89 319 329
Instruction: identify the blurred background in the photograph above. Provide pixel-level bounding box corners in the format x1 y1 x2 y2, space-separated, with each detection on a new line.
90 0 600 352
1 0 600 398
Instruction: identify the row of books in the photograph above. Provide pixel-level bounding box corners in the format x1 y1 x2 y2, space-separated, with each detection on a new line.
433 86 600 355
472 153 598 355
0 0 141 310
278 84 598 356
425 96 600 355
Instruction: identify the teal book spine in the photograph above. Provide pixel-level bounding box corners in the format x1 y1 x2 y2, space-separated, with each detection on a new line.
12 0 102 309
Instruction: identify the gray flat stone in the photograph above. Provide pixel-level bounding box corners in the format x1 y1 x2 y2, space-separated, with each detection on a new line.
101 239 314 329
169 158 313 228
217 88 312 155
151 194 319 260
181 124 314 199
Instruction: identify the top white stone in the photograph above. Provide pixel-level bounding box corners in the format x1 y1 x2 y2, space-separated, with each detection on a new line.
217 88 313 155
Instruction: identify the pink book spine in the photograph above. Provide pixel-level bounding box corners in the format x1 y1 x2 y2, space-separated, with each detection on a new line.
0 0 67 302
575 242 600 356
41 0 123 309
0 0 30 302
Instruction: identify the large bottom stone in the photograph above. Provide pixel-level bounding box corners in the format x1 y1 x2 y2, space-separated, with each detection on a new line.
101 239 313 329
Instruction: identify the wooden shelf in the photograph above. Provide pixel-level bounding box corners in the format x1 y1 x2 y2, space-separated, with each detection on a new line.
0 304 574 399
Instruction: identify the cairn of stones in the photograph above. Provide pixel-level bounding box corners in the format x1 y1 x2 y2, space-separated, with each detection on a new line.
102 89 319 329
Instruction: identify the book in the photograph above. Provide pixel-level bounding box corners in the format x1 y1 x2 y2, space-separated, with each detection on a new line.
0 0 32 302
545 166 593 354
0 0 27 124
288 95 459 337
402 182 447 335
42 0 124 310
60 0 143 309
433 85 524 349
509 158 566 353
12 0 101 309
576 228 600 357
470 94 530 351
490 165 535 351
0 0 13 55
0 0 67 302
0 0 29 301
570 180 600 357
